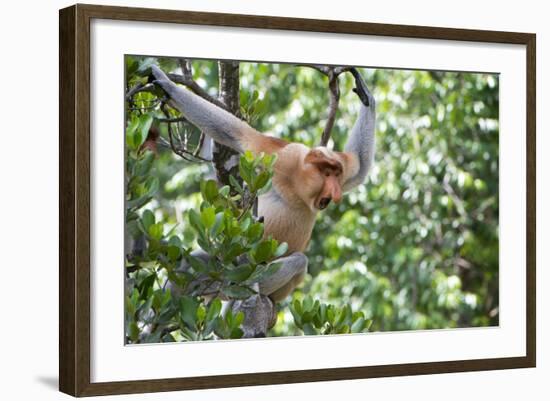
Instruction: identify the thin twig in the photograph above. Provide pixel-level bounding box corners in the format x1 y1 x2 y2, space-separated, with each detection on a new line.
160 325 180 338
194 132 206 158
297 65 354 146
320 71 341 146
125 82 155 101
157 116 188 124
297 64 331 75
162 58 229 112
238 194 257 220
127 97 163 112
161 104 211 162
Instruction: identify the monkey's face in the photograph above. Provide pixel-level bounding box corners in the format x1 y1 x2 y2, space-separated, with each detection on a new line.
302 148 344 211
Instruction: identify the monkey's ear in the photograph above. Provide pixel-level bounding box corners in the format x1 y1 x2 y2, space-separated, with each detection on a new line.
304 149 343 172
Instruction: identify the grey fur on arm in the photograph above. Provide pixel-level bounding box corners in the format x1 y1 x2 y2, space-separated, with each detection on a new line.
342 69 376 192
151 65 250 153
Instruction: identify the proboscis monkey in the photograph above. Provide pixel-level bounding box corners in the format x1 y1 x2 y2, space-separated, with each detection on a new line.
151 65 375 302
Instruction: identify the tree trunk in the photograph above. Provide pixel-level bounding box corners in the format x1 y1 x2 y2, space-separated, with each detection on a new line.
213 61 242 186
213 61 275 338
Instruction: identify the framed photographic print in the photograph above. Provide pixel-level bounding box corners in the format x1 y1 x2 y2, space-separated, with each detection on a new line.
59 3 536 397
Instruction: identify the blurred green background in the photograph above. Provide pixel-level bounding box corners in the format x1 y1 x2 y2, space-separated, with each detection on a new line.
126 56 499 336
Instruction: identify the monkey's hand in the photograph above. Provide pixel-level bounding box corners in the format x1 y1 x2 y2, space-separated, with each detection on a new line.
350 68 374 108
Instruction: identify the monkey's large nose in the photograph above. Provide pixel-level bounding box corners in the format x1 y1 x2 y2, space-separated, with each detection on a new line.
318 197 331 210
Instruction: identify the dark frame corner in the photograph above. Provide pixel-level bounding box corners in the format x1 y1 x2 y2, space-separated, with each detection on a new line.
59 3 536 397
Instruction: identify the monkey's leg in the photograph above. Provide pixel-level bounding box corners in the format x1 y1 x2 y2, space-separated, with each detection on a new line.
259 252 308 302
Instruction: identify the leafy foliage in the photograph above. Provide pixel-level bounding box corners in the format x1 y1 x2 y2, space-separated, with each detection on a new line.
290 296 372 335
125 55 499 342
125 140 286 342
125 140 367 342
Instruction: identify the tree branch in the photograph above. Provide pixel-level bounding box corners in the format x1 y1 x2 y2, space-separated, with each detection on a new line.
298 65 354 146
161 104 211 162
320 71 341 147
212 61 242 187
125 82 156 102
163 58 230 111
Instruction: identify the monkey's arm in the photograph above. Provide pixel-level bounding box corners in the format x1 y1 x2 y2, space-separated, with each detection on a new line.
151 65 287 155
341 69 376 192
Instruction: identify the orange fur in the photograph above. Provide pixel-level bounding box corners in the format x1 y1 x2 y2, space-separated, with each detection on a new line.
240 130 289 155
258 144 350 254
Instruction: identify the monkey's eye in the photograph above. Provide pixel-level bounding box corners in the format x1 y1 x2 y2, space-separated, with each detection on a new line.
324 171 331 177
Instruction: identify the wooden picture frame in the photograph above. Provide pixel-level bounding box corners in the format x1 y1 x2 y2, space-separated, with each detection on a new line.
59 3 536 397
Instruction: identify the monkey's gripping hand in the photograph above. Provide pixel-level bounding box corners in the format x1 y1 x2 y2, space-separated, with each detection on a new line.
150 65 266 154
342 69 376 192
350 68 373 107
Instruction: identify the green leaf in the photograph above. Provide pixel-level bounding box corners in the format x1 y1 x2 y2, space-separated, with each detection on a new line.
243 150 255 163
136 113 154 149
245 262 281 285
252 171 271 192
141 209 155 231
351 317 366 333
303 296 313 312
246 223 264 242
180 296 199 328
234 311 245 327
188 209 204 232
142 178 159 201
302 323 318 335
253 240 273 264
167 245 181 261
124 295 136 316
128 321 140 342
126 116 140 150
219 185 230 197
138 273 156 298
261 153 277 168
168 236 182 247
229 175 244 194
224 264 253 282
273 242 288 258
238 157 253 185
200 206 216 229
126 195 153 210
223 243 246 263
326 305 336 325
206 298 222 322
222 285 255 299
148 222 163 241
134 151 155 176
210 212 225 237
187 255 208 273
338 324 351 334
201 180 219 203
196 305 206 323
